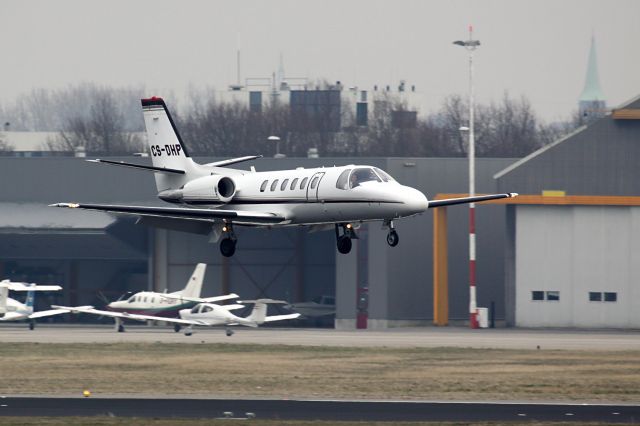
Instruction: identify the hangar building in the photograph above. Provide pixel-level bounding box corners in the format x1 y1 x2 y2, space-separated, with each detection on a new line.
495 96 640 327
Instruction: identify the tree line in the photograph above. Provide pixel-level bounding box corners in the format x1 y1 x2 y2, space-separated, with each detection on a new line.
0 83 579 157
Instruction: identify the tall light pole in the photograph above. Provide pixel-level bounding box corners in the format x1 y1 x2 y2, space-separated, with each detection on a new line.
454 26 481 329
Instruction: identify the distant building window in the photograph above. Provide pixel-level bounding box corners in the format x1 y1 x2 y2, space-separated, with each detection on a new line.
281 179 289 191
604 292 617 302
300 177 309 190
532 291 544 301
546 291 560 301
290 178 299 190
270 180 279 191
589 292 602 302
260 180 268 192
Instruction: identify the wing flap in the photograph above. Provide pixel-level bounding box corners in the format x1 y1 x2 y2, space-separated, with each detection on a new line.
49 203 287 225
28 309 70 319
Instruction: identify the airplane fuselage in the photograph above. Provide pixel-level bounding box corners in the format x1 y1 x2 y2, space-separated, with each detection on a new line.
160 164 429 226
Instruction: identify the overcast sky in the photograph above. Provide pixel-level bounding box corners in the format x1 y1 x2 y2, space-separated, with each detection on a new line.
2 0 639 121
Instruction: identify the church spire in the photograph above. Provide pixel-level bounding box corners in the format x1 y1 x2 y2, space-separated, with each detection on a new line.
579 35 606 120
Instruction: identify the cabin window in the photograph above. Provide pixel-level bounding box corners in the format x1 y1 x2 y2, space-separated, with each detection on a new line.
290 178 299 190
531 291 544 301
546 291 560 301
589 292 602 301
202 305 214 313
336 169 351 190
270 180 279 191
310 176 319 189
300 177 309 189
281 179 289 191
143 296 147 303
604 292 617 302
260 180 268 192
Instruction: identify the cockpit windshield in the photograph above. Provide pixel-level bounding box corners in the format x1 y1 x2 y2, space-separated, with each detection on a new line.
373 167 394 182
190 304 201 314
349 168 381 188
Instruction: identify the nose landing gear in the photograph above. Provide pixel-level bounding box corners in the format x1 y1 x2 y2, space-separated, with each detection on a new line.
335 223 358 254
384 220 399 247
220 224 237 257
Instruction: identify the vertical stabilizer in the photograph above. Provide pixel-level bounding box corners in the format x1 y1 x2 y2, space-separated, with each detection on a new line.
180 263 207 298
0 286 8 313
247 300 268 324
141 97 194 191
25 286 35 314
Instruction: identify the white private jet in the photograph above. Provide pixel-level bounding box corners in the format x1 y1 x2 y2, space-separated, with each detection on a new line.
54 298 299 336
50 97 517 257
0 280 69 329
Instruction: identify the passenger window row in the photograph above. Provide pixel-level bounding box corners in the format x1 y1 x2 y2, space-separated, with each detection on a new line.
260 177 311 192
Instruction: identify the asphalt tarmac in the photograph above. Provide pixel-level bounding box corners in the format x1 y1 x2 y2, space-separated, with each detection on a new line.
1 397 639 422
1 324 640 350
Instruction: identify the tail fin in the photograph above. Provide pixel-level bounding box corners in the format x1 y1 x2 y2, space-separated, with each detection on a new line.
0 286 8 313
25 286 35 313
180 263 206 298
247 301 268 324
141 97 193 191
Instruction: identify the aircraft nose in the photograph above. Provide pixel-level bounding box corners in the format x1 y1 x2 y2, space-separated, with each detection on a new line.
404 187 429 214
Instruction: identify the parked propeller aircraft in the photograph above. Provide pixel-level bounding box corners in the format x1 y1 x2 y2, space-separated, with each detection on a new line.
50 97 518 257
55 298 299 336
89 263 236 332
0 280 69 329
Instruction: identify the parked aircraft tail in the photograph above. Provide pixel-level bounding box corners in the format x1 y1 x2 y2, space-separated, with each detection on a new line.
0 286 8 313
179 263 206 299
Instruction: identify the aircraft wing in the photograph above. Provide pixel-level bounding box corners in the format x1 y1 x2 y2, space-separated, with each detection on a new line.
263 313 301 323
49 203 287 225
51 305 204 326
0 281 62 292
0 312 27 321
428 193 518 208
28 308 71 319
160 293 239 304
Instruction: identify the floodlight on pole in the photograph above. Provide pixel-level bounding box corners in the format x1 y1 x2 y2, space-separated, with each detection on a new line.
268 135 285 158
454 25 481 329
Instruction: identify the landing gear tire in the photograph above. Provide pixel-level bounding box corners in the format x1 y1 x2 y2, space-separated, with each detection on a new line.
220 238 237 257
225 328 235 337
174 324 181 333
337 236 352 254
29 320 35 330
387 230 399 247
117 324 125 333
184 327 193 337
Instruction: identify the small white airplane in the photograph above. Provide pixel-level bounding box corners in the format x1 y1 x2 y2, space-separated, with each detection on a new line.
0 280 69 329
50 97 517 257
55 298 299 336
72 263 237 332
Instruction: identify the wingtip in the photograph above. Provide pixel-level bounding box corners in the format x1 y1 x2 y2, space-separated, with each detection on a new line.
509 192 519 197
49 203 79 208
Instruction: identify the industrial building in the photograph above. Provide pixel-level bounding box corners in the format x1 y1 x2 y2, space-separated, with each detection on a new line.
1 96 639 329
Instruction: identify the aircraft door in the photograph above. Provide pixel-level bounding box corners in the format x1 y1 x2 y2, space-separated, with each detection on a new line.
306 172 325 202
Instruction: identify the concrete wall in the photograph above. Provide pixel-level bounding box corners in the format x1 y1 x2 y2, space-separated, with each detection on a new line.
515 205 640 327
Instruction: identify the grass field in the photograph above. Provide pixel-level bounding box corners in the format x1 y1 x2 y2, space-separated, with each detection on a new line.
1 343 639 403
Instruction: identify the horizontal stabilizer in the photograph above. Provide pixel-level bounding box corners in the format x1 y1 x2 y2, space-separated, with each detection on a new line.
238 299 288 305
203 155 263 168
428 193 518 208
87 159 185 174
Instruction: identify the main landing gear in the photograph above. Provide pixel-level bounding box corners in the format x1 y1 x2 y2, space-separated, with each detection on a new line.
225 327 235 337
219 224 237 257
335 223 358 254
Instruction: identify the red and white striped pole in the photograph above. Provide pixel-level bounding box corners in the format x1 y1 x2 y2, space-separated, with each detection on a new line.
455 26 481 329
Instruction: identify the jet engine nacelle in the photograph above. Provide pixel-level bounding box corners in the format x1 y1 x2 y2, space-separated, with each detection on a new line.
158 175 236 204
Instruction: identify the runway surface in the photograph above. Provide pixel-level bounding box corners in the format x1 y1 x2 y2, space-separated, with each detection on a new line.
2 324 640 350
1 397 639 422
